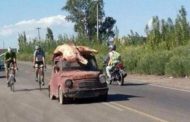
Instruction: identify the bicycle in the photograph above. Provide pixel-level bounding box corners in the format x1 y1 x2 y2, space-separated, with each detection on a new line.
8 63 16 92
34 64 45 90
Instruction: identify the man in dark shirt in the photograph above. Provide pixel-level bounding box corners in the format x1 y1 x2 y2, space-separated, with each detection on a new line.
4 47 17 82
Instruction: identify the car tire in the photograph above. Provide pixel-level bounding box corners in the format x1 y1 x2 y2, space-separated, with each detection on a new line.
99 94 108 102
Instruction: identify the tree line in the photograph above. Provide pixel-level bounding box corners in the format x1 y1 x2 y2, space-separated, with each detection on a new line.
17 1 190 77
18 1 190 54
18 0 118 54
145 6 190 50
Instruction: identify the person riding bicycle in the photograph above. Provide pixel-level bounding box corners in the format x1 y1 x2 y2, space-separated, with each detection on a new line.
4 47 17 85
105 44 121 81
33 45 46 85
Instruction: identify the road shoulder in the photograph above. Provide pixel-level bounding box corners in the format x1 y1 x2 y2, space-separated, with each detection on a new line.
126 74 190 92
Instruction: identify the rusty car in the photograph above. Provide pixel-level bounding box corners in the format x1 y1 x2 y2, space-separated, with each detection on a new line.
48 44 108 104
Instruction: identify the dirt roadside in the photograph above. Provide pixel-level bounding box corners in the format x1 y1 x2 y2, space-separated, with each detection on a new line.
126 74 190 91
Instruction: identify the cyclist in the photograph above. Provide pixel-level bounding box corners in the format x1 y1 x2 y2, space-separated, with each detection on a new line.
4 47 17 85
33 45 46 86
105 45 121 81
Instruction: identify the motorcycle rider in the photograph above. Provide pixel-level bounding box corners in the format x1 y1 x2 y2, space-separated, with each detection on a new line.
4 47 18 85
33 45 46 85
105 44 121 81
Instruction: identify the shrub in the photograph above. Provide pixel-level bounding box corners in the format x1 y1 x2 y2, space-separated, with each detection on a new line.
165 56 190 77
149 51 171 75
136 50 171 75
136 53 154 74
122 46 143 72
17 53 32 61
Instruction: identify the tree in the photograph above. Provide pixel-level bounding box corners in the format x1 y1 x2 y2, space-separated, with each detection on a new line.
62 0 104 40
126 30 145 45
46 27 54 41
166 18 175 49
45 27 56 50
175 6 190 46
63 0 117 42
146 16 161 49
144 6 190 50
18 32 27 52
99 16 116 40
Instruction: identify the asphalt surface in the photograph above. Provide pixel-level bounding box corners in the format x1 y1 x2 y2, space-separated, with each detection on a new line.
0 62 190 122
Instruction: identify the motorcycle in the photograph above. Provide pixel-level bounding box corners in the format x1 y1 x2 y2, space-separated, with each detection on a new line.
104 62 127 86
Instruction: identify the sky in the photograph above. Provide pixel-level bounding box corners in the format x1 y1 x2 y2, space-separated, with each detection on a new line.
0 0 190 48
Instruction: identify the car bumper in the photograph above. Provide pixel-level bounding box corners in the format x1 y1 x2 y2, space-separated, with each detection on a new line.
64 87 109 98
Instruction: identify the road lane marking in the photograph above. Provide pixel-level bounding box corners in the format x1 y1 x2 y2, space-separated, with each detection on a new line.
102 103 123 111
150 84 190 93
111 102 169 122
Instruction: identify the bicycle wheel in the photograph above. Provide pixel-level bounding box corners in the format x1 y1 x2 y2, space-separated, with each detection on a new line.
9 74 15 92
38 74 41 90
11 83 14 92
10 80 14 92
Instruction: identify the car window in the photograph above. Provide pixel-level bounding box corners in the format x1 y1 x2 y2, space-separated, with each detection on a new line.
61 56 98 71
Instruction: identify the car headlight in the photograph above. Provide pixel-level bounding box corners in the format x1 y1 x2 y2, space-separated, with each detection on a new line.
99 75 106 84
65 79 73 88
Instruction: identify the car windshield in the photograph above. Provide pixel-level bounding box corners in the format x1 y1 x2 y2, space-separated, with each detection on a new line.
61 56 98 71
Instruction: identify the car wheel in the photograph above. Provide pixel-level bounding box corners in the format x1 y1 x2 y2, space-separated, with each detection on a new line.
99 94 108 102
58 87 65 104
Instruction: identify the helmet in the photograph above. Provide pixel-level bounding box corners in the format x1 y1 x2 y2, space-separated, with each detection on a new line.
108 44 116 51
35 45 40 50
7 47 12 53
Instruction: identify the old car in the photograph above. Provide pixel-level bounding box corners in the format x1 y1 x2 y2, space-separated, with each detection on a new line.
48 44 108 104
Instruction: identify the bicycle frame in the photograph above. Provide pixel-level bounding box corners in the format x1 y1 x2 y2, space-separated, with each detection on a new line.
35 65 44 90
8 63 16 92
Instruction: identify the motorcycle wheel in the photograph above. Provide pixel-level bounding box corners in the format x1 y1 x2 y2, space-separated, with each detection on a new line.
106 76 112 85
104 69 112 85
117 71 124 86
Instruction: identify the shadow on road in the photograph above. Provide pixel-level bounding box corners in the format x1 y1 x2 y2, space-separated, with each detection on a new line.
0 76 6 78
14 87 48 92
66 93 140 105
107 93 139 102
122 82 149 86
107 82 149 86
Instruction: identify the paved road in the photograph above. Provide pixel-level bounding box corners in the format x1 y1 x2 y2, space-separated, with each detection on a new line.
0 62 190 122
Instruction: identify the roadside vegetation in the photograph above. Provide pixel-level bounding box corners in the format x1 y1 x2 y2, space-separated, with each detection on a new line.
17 0 190 77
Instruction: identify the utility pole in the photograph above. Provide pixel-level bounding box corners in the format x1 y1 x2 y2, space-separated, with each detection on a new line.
93 0 99 41
96 1 99 41
36 27 41 40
